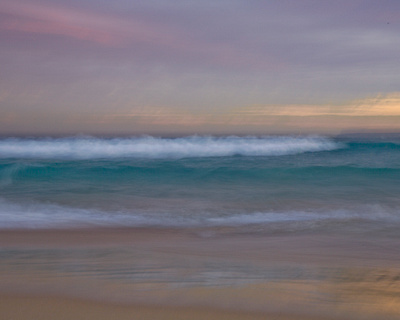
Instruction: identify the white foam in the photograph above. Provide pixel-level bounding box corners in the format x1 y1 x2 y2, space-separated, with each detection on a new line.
0 136 343 159
0 199 144 229
207 211 318 225
0 198 398 230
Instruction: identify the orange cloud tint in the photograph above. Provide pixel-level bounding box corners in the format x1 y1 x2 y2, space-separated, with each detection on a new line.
77 93 400 134
347 93 400 116
0 92 399 135
234 93 400 117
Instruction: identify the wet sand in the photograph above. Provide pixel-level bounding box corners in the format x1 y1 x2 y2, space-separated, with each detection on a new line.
1 228 399 319
0 294 338 320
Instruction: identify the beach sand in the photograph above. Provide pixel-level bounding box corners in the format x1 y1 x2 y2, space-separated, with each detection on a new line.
0 294 338 320
1 228 399 320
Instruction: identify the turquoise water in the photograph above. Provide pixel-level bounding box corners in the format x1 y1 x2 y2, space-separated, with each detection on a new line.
0 135 399 233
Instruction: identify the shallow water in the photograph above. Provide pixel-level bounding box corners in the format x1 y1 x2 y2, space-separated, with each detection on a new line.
0 135 399 235
0 134 399 320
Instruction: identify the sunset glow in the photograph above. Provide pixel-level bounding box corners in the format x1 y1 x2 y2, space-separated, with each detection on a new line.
1 0 399 135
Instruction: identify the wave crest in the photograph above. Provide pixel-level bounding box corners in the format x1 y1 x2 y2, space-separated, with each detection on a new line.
0 136 342 159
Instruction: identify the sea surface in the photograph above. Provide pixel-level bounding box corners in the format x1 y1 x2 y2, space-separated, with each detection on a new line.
1 134 399 236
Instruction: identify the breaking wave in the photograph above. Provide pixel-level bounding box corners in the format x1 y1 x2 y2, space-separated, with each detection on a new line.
0 136 342 159
0 198 398 230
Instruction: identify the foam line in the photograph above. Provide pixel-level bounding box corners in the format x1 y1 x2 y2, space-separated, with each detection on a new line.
0 136 342 159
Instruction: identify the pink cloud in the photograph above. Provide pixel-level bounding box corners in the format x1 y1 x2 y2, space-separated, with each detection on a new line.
1 17 118 45
0 1 281 69
1 1 122 45
0 0 183 46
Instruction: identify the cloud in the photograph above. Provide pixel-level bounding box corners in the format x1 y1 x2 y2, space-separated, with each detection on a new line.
345 93 400 116
1 0 400 136
1 93 399 135
91 106 209 127
0 1 125 45
0 0 283 69
0 0 209 49
234 93 400 117
79 93 400 133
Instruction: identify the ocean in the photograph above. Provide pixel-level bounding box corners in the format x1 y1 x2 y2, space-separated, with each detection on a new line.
1 134 400 318
0 134 399 234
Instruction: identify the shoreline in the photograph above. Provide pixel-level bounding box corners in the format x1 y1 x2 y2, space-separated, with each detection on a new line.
0 294 337 320
0 226 399 265
1 278 400 320
1 227 399 319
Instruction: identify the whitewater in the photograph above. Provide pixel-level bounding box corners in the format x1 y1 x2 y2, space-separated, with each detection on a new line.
0 136 341 159
0 135 399 233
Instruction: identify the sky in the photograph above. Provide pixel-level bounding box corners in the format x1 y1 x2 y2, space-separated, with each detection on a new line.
1 0 400 136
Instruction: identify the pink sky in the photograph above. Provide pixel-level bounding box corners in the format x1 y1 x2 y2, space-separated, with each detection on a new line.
1 0 399 135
